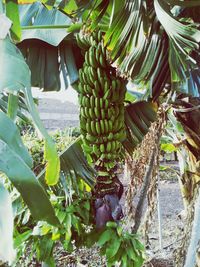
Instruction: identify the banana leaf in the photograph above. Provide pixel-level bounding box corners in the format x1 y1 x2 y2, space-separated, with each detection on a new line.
19 3 72 46
38 137 96 188
0 112 58 225
175 98 200 160
17 3 82 91
0 182 15 265
0 27 60 222
124 100 158 154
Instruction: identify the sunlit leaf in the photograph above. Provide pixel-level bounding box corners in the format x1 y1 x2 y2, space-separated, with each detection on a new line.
24 88 60 186
5 0 21 41
0 140 59 225
0 183 15 265
0 37 31 93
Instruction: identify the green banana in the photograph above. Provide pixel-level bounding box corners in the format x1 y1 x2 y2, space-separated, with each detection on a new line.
106 142 111 153
99 53 106 68
85 51 90 66
108 132 114 140
108 120 113 132
96 121 101 135
104 119 109 134
88 108 95 119
100 98 103 109
94 81 101 97
89 47 98 68
91 121 97 136
101 109 106 119
90 95 95 108
77 29 127 197
86 133 96 143
86 121 92 135
94 106 100 117
100 143 105 153
90 67 98 80
100 120 105 134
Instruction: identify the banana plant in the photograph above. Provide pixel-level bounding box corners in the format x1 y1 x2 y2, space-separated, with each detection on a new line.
0 0 61 225
5 1 200 265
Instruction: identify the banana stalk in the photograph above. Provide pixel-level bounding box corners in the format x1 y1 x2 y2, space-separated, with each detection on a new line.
76 29 127 228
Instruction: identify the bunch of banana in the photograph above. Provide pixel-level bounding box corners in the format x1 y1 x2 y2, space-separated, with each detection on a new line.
76 29 127 197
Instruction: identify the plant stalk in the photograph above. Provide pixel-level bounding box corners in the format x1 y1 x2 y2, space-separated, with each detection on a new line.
184 188 200 267
157 175 163 250
21 25 70 30
7 94 18 121
132 148 155 233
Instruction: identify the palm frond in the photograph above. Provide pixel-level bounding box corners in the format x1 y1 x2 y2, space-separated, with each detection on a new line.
174 97 200 160
154 0 200 82
166 1 200 8
81 0 200 99
124 101 157 154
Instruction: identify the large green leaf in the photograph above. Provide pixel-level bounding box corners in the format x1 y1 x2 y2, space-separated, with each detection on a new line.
0 93 30 122
38 137 95 188
154 0 200 82
59 137 95 187
7 93 19 121
175 98 200 160
19 39 61 91
74 0 200 100
17 3 83 91
0 112 59 225
19 3 72 46
0 182 15 265
124 101 157 154
0 139 58 225
60 41 79 86
0 32 60 186
5 0 21 41
179 69 200 97
0 111 32 167
18 37 83 91
166 0 200 7
23 88 60 186
0 37 31 93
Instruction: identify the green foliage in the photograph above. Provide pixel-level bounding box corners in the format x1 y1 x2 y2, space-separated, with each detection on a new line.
22 128 80 175
12 182 92 265
7 128 144 266
0 182 16 265
160 143 177 153
5 0 21 41
85 222 145 267
0 112 58 225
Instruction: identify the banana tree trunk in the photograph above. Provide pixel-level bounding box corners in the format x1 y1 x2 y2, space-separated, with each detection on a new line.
184 187 200 267
174 97 200 266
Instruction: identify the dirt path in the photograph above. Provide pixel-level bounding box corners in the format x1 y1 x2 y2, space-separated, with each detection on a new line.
141 180 183 267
